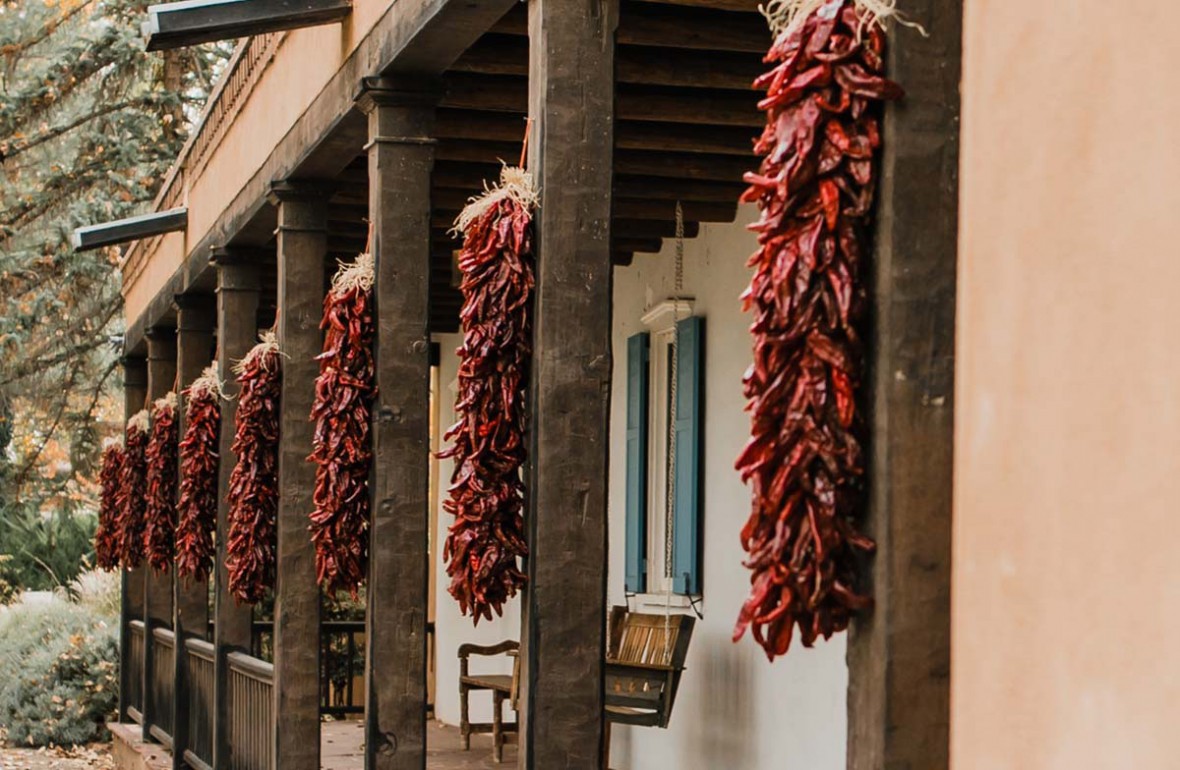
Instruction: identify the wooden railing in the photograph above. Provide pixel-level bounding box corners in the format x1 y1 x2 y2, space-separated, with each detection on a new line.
251 619 366 716
127 621 146 723
227 651 274 770
184 638 216 770
149 627 176 748
321 620 365 716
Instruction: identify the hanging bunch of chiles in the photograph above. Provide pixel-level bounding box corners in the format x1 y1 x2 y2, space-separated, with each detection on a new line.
94 439 125 571
734 0 908 659
144 392 179 572
226 333 282 604
175 364 224 583
118 410 151 569
440 165 537 623
309 254 376 596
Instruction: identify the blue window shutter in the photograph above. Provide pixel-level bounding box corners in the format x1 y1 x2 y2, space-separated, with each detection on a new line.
625 332 650 594
673 316 704 595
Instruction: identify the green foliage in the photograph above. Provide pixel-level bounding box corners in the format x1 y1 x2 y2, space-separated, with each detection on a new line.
0 0 230 535
0 502 98 591
0 593 118 746
0 555 16 605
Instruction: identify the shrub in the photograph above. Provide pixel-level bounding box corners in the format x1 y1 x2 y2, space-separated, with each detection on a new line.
0 593 118 746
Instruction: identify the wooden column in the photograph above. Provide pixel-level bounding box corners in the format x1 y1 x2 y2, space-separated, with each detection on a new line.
143 327 178 741
120 355 148 724
355 78 438 770
172 294 216 770
846 2 961 768
520 0 617 766
211 253 261 770
270 181 331 770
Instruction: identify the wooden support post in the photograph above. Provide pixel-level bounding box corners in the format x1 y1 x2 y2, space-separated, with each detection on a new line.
172 295 216 770
211 253 262 770
846 2 961 768
355 78 439 770
143 327 178 741
270 181 332 770
120 355 148 724
520 0 617 766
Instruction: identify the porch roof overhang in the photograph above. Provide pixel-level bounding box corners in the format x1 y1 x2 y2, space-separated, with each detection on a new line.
122 0 518 353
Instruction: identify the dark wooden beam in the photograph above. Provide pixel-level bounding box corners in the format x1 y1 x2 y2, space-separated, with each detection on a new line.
493 1 770 52
629 0 760 12
270 181 331 770
453 35 762 90
142 327 177 744
617 121 757 156
72 208 186 252
520 0 616 764
433 111 757 156
356 79 439 770
431 141 748 182
441 74 761 126
171 295 215 770
119 356 148 724
211 253 261 770
144 0 351 51
847 3 962 769
612 236 664 255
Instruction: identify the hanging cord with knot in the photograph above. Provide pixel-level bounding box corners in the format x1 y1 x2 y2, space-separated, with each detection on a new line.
661 201 689 664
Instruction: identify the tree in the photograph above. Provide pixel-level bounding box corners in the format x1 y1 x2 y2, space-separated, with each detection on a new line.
0 0 229 587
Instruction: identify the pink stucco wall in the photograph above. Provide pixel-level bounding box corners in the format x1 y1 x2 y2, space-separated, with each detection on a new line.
954 2 1180 768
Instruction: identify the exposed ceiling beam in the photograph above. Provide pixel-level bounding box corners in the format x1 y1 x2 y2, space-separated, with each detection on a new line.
72 208 188 252
144 0 352 51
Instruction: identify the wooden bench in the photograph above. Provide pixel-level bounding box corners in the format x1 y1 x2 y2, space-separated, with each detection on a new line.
604 606 695 729
458 640 519 763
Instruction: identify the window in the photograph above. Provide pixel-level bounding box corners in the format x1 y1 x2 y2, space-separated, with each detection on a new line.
625 301 704 601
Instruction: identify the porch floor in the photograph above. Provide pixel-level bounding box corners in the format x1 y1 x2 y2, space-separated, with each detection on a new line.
111 720 516 770
322 720 517 769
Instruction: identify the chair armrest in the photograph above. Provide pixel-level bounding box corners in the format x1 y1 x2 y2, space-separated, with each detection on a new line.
458 640 520 659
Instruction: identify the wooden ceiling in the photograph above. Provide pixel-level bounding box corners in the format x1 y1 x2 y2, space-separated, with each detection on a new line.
280 0 767 333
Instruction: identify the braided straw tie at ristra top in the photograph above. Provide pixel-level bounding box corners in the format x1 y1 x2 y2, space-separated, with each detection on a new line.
127 409 150 434
153 391 178 414
234 331 283 376
188 362 228 401
330 252 375 296
452 165 539 236
761 0 927 39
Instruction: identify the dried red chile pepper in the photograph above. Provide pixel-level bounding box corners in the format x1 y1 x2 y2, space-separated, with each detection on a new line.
309 255 375 596
175 365 223 584
144 393 179 573
118 411 150 569
226 334 282 605
440 167 536 623
95 439 125 571
734 0 901 659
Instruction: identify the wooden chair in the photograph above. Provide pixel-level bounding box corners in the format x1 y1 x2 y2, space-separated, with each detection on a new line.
457 640 519 763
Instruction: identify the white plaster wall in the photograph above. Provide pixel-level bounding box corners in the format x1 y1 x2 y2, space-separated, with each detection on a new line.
607 208 847 770
433 331 521 730
430 209 847 767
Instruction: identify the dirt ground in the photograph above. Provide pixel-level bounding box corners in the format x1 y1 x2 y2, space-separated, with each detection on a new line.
0 744 114 770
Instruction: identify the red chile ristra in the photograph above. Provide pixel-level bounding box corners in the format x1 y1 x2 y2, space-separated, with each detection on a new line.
226 333 282 605
144 392 179 573
175 364 223 584
440 166 536 624
118 410 150 570
95 439 125 571
309 254 375 597
734 0 902 659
